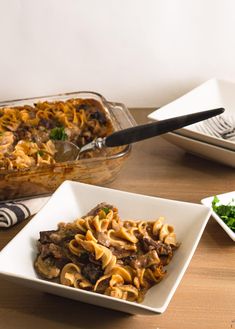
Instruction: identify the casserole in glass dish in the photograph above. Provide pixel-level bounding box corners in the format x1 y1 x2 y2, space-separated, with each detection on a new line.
0 92 136 201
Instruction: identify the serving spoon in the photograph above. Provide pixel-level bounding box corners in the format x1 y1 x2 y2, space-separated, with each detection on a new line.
54 108 224 162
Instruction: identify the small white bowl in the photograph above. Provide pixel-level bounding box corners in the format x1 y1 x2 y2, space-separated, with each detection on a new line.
0 181 211 315
201 191 235 242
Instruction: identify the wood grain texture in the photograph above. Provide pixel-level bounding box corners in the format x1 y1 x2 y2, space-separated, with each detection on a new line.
0 108 234 329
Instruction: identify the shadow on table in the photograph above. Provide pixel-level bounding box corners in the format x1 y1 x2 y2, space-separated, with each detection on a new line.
202 217 234 247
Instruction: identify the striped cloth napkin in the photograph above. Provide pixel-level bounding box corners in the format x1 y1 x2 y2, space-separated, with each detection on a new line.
0 196 50 228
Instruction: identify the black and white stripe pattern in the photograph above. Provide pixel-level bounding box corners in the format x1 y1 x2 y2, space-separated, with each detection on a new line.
0 202 31 228
0 196 50 228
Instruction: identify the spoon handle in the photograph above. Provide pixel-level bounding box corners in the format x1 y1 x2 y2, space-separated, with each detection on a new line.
104 108 224 147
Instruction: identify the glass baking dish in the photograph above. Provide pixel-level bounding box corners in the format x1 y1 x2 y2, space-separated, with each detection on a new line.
0 91 136 201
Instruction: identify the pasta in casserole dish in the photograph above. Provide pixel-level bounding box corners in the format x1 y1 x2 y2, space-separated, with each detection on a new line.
0 92 135 201
0 98 113 170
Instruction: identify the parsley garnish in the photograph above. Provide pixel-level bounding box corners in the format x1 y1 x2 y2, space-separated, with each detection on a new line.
37 150 44 156
212 196 235 232
49 127 68 141
102 207 110 215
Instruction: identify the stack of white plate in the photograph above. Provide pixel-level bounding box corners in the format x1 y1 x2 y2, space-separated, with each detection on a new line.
148 79 235 168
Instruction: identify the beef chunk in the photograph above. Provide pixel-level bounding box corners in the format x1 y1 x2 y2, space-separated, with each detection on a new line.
142 237 172 256
39 230 59 243
81 262 104 284
90 111 107 125
39 242 65 259
84 203 114 217
39 226 79 244
141 238 173 265
75 104 89 111
126 250 160 269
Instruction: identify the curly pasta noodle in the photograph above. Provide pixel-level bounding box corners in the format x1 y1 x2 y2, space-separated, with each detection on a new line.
0 98 113 170
34 203 179 303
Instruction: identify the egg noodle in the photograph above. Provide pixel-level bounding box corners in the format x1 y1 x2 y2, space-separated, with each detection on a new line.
34 203 179 303
0 98 113 170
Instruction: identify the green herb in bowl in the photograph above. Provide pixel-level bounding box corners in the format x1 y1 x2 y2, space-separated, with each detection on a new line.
212 196 235 232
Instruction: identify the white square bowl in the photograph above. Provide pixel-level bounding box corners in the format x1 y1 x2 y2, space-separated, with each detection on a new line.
0 181 211 315
201 191 235 242
148 79 235 151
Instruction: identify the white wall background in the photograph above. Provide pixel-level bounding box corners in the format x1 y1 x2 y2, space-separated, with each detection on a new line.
0 0 235 107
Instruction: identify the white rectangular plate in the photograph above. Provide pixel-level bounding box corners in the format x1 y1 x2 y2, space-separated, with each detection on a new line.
162 132 235 168
201 191 235 241
148 79 235 151
0 181 211 315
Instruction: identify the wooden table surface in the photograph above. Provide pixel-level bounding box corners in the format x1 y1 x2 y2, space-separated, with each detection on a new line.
0 108 235 329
